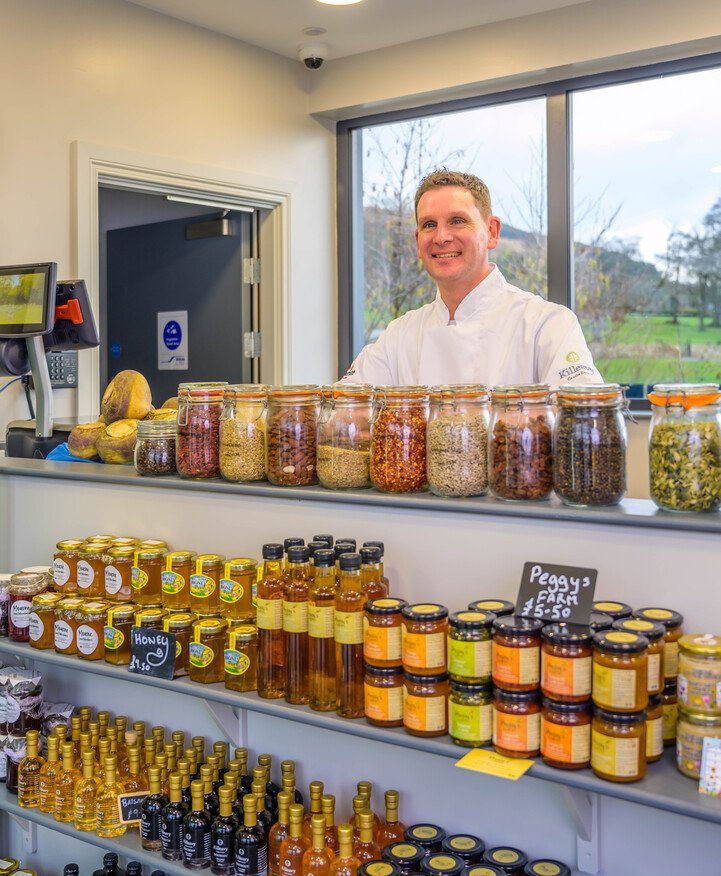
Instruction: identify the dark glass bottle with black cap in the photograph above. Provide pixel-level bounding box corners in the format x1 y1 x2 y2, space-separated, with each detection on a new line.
126 864 142 876
92 853 126 876
63 866 79 876
336 552 366 718
142 765 168 851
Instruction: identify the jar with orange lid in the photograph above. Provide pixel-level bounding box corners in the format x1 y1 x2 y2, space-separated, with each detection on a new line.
190 554 225 615
540 623 593 703
316 384 373 490
103 547 135 602
401 603 448 676
677 633 721 713
135 607 167 631
131 547 166 606
54 597 84 654
592 630 649 713
219 558 257 620
176 381 227 478
364 665 404 728
53 539 84 592
591 706 646 782
28 593 62 649
189 618 228 684
448 681 493 747
493 689 541 758
224 625 258 692
266 385 321 486
540 697 591 770
492 616 543 692
448 611 494 684
164 612 196 677
75 543 107 598
634 607 684 682
160 551 196 610
104 603 136 665
364 598 406 668
403 671 449 737
9 572 48 642
76 601 109 660
646 694 664 763
371 387 429 493
613 618 665 696
427 384 489 498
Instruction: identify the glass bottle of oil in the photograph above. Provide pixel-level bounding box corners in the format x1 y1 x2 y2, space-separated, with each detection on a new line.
308 549 337 713
162 771 189 861
349 797 367 836
165 741 178 774
305 814 335 876
185 747 199 782
269 790 292 876
183 779 213 870
335 553 365 719
374 790 405 847
142 766 168 850
359 547 387 602
321 795 339 855
235 747 249 787
18 729 45 808
352 812 380 864
280 760 304 806
133 720 146 759
361 542 390 593
212 786 239 876
280 803 309 876
124 744 148 797
236 789 268 876
98 738 112 776
329 824 359 876
282 538 305 579
144 738 157 774
74 750 98 831
355 783 379 828
38 733 60 813
153 725 166 751
302 781 324 840
70 715 82 762
96 753 126 838
284 545 311 705
55 741 81 823
257 543 286 700
79 705 92 730
258 754 281 804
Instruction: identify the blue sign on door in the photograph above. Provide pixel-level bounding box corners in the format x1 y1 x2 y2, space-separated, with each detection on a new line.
163 320 182 350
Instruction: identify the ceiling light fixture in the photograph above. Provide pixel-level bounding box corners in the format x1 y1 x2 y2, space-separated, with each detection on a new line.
165 195 254 213
316 0 364 6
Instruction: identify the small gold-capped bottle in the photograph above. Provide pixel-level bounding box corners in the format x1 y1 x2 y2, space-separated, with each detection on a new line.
18 730 45 809
55 741 80 823
38 734 60 813
74 749 98 831
97 753 126 837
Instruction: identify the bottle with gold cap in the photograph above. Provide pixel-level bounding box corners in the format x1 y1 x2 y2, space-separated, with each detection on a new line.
178 757 193 809
374 791 405 847
329 824 360 876
193 735 206 767
79 705 92 730
302 781 324 839
156 751 170 798
38 733 60 813
173 729 186 754
303 813 336 876
235 747 250 788
153 725 166 751
308 549 337 713
161 771 188 861
352 813 380 864
280 803 309 876
224 773 244 822
74 750 98 831
355 783 379 828
142 765 169 850
55 741 81 823
124 744 148 799
321 795 339 855
335 554 366 719
207 753 223 794
349 797 368 834
186 746 200 782
201 764 220 818
253 777 272 833
258 754 280 798
183 778 213 869
18 730 45 808
97 753 126 837
214 741 229 779
280 760 304 806
269 790 292 876
69 715 82 762
97 710 110 737
236 791 268 876
212 786 239 875
144 737 157 776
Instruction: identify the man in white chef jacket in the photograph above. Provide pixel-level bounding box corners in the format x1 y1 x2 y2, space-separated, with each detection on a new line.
342 171 603 387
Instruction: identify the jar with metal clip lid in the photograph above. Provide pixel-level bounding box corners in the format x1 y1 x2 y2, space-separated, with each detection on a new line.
266 385 321 486
316 384 373 490
219 384 268 483
553 384 627 507
427 384 489 497
53 538 84 592
164 611 196 677
371 386 430 493
28 593 62 649
134 419 177 476
176 381 227 479
647 383 721 512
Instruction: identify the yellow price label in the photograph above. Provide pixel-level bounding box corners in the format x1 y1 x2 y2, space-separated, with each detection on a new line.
455 748 534 781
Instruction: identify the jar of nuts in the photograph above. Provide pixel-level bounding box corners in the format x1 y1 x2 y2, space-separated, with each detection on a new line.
371 386 430 493
427 384 489 497
266 385 321 486
316 384 373 490
176 382 227 479
489 384 554 501
220 384 268 483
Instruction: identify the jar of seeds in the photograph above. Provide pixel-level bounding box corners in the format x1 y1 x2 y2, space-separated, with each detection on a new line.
316 384 373 490
553 384 627 507
219 384 268 483
427 385 489 497
647 384 721 513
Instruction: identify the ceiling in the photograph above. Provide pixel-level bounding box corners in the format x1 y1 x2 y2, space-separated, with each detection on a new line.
125 0 589 61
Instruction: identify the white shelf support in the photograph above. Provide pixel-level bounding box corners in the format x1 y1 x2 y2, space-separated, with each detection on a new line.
7 812 38 854
203 700 247 748
564 787 600 874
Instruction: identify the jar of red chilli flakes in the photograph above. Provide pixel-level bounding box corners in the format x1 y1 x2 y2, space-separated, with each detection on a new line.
371 386 429 493
176 382 227 478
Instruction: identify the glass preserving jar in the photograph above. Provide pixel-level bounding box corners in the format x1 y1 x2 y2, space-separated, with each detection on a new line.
134 607 167 631
613 618 665 696
468 599 514 618
220 558 256 620
219 384 268 483
591 706 646 782
190 554 225 615
382 842 426 874
634 607 684 681
265 385 321 486
492 616 543 692
403 671 449 737
647 384 721 512
364 597 406 668
540 623 593 703
448 611 494 684
483 848 528 875
441 836 485 866
426 385 489 497
9 572 48 642
161 551 196 611
132 547 166 606
401 603 449 676
316 384 373 490
676 705 721 779
489 385 554 501
646 694 664 763
76 601 109 660
28 593 62 649
592 630 649 713
134 419 177 476
103 547 134 602
663 680 678 747
404 825 446 853
104 603 136 665
364 665 404 727
53 539 84 592
677 633 721 713
448 680 493 747
541 697 591 770
76 543 106 598
493 689 541 758
371 387 430 493
553 384 627 507
189 618 228 684
0 573 10 636
164 611 196 677
593 600 632 622
54 597 84 654
176 382 227 478
224 624 258 691
524 861 571 876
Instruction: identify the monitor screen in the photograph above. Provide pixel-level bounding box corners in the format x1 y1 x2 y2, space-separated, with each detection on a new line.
0 262 57 338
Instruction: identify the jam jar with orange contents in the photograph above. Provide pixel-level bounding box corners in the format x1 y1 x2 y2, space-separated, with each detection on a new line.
493 689 541 758
402 603 449 676
365 665 404 727
634 607 684 682
592 630 649 713
103 547 135 602
189 618 228 684
190 554 225 615
9 572 48 642
540 697 591 770
492 616 543 692
540 623 593 703
164 612 196 677
54 597 84 654
613 618 665 696
448 611 494 684
104 603 136 665
76 601 109 660
132 547 166 606
161 551 196 611
365 598 406 668
591 706 647 782
403 672 449 737
220 558 257 620
76 543 107 598
53 539 84 592
28 593 62 649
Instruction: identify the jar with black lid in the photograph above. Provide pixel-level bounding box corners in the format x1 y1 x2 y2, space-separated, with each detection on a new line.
483 848 528 876
541 623 593 703
468 599 514 617
365 597 406 668
404 824 446 853
403 673 449 737
588 612 613 633
591 705 647 782
593 600 632 622
493 689 541 758
365 665 404 727
592 630 649 713
420 854 465 876
441 835 485 865
448 610 495 684
402 603 449 676
613 618 665 696
634 607 684 682
662 680 678 747
382 842 426 874
492 616 543 692
466 867 504 876
359 863 402 876
449 680 493 748
524 861 571 876
541 698 591 770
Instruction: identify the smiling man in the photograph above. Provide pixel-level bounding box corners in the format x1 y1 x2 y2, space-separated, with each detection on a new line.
342 170 602 387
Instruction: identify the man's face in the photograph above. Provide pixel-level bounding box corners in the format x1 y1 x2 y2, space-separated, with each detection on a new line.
415 186 501 294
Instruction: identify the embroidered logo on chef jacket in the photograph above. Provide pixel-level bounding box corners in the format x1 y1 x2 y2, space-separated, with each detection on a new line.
558 362 597 380
566 351 581 364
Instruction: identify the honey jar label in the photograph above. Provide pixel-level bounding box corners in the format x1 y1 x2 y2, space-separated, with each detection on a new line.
104 566 123 595
404 692 447 733
77 623 99 656
541 717 590 764
52 558 70 586
9 599 31 629
365 625 402 661
364 682 404 722
648 652 662 692
54 619 73 649
131 566 148 590
646 715 664 758
256 598 283 630
665 641 679 678
104 626 124 650
190 574 215 599
28 612 43 642
334 610 364 645
220 578 243 604
493 709 540 752
309 605 334 638
189 642 214 668
224 648 251 676
592 664 637 710
493 644 540 686
403 631 446 670
76 560 95 589
283 601 309 633
448 638 491 678
176 641 182 659
449 700 492 742
541 652 592 697
162 571 186 595
591 729 639 777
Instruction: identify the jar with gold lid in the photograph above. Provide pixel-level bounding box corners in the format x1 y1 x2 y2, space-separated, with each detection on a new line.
76 543 107 598
364 665 404 728
9 572 48 642
592 630 649 713
646 694 664 763
134 607 167 630
110 536 139 548
448 611 494 684
224 624 258 692
403 671 449 737
29 593 62 649
677 633 721 713
161 551 196 611
103 547 135 602
190 554 225 615
525 860 571 876
613 618 665 696
104 603 137 665
676 705 721 779
54 597 85 654
492 616 543 692
139 538 169 551
364 597 406 669
401 603 449 676
493 689 541 758
449 680 493 747
634 607 683 683
540 623 593 703
541 698 591 770
591 706 646 782
53 539 84 592
220 558 257 620
164 611 196 677
132 546 166 606
189 618 228 684
76 601 109 660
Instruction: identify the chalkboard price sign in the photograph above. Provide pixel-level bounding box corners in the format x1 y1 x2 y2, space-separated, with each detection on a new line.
128 627 176 680
117 791 147 824
516 561 597 624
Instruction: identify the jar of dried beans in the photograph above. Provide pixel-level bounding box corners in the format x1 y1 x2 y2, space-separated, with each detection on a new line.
219 384 268 483
553 384 627 507
134 419 177 476
176 382 227 479
266 385 321 486
371 386 429 493
316 384 373 490
426 385 489 497
489 385 554 501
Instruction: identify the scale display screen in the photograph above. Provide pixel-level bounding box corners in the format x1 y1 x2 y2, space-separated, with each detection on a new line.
0 262 57 338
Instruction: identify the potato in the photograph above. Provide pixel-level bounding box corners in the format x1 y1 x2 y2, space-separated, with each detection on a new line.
161 396 179 410
144 408 177 421
67 421 105 459
101 370 152 423
96 419 139 465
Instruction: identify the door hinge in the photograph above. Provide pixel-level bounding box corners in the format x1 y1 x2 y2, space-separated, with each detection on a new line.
243 257 261 284
243 331 262 359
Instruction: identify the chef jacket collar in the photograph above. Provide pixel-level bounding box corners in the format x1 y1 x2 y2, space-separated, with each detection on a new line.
432 265 504 326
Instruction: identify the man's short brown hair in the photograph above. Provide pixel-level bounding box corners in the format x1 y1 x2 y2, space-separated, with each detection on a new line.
414 170 492 220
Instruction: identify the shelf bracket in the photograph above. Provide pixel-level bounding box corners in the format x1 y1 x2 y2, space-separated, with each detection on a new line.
203 700 247 748
563 787 600 875
6 812 38 853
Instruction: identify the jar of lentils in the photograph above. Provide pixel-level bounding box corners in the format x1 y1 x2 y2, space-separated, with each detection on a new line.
219 384 268 483
316 384 373 490
266 385 321 486
426 385 489 497
371 386 429 493
176 382 227 479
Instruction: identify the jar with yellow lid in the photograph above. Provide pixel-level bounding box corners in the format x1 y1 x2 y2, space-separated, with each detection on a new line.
440 835 485 866
591 706 646 782
634 607 684 681
190 554 225 615
364 598 406 668
613 618 665 696
164 612 196 677
0 860 19 875
403 671 449 737
541 698 591 770
540 623 593 703
677 633 721 713
132 547 166 606
161 551 196 611
54 597 85 654
493 689 541 758
468 599 514 617
88 533 114 542
364 665 404 728
646 694 664 763
676 705 721 778
382 842 426 874
401 603 448 676
76 601 109 660
110 536 138 548
592 630 649 713
9 572 48 642
220 558 257 620
103 547 135 602
404 824 446 854
53 539 84 592
104 603 137 665
465 868 504 876
448 611 494 684
134 607 167 630
28 592 62 649
189 618 228 684
224 624 258 691
663 680 678 747
492 616 543 692
75 543 107 598
419 853 465 876
449 680 492 747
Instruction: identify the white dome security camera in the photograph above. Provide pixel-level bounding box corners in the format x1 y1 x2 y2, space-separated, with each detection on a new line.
298 42 329 70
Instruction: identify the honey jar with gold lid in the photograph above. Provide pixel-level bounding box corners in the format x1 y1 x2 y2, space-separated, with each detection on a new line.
132 546 167 606
161 551 197 611
190 554 225 615
164 611 197 677
189 617 228 684
592 630 649 713
29 592 62 649
224 624 258 691
54 596 85 654
104 603 137 665
53 539 84 592
220 558 257 620
76 543 107 598
135 607 167 630
76 600 110 660
634 607 684 681
104 547 135 602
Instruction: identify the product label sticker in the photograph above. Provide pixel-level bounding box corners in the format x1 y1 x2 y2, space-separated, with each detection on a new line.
334 610 364 645
76 560 95 589
104 565 123 595
541 652 592 697
256 598 283 630
190 574 215 599
493 643 540 686
448 638 491 678
283 600 309 633
700 736 721 796
364 683 404 722
541 718 590 764
104 626 124 650
54 619 73 649
53 558 70 586
647 716 664 759
403 631 446 670
592 664 637 711
403 693 446 733
77 624 99 655
176 641 182 659
493 710 540 753
591 730 639 778
189 642 214 668
308 605 335 638
224 648 251 676
28 612 44 642
162 570 186 595
220 578 243 604
449 700 492 743
131 566 148 590
10 599 31 629
665 641 680 678
455 748 534 780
